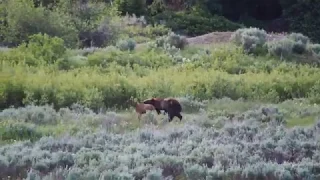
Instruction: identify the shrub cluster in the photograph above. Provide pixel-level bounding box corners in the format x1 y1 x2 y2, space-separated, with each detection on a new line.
1 60 320 111
230 27 267 54
0 0 170 49
0 106 319 179
2 36 320 111
267 38 294 58
119 13 171 43
116 38 137 51
151 11 244 36
267 33 310 59
288 33 310 54
308 44 320 57
0 103 133 142
152 32 188 50
231 28 320 63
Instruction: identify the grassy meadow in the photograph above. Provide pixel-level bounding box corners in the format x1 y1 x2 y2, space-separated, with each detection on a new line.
2 23 320 179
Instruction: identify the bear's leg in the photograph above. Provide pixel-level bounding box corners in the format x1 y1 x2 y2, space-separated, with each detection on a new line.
177 113 183 121
156 109 161 115
168 113 175 122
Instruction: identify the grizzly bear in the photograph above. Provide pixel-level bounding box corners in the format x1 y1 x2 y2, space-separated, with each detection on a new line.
143 97 183 122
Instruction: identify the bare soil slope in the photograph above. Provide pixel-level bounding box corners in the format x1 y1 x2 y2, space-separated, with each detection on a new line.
186 31 287 45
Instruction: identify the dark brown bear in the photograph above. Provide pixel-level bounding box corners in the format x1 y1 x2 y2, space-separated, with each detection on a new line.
143 97 183 122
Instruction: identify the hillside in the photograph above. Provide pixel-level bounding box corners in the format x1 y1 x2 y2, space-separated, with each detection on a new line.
1 27 320 179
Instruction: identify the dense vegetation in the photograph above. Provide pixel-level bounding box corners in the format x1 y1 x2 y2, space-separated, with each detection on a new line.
1 0 320 179
1 0 320 48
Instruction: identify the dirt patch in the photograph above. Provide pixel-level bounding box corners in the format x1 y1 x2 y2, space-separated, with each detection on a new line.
186 31 288 45
136 31 288 48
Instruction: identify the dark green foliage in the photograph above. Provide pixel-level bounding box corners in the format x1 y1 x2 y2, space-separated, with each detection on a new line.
57 1 120 48
115 0 147 16
1 0 320 49
281 0 320 43
0 122 43 143
21 33 66 64
0 33 66 66
0 0 120 49
0 80 25 110
151 11 243 36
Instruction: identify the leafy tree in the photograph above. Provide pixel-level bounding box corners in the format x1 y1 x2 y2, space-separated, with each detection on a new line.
280 0 320 43
115 0 147 16
1 0 77 47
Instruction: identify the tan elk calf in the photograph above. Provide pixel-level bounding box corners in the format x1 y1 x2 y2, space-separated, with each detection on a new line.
127 98 156 121
135 103 156 121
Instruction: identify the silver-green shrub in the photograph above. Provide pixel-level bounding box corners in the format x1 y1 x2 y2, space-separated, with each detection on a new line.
176 96 206 113
152 32 188 50
0 101 320 179
0 105 59 125
116 38 136 51
267 38 294 58
308 44 320 57
288 33 309 45
230 27 267 54
288 32 310 54
165 32 188 50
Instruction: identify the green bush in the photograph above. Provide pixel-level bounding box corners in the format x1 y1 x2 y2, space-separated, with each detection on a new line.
86 46 124 67
2 37 320 110
0 105 59 125
1 33 66 66
153 32 188 50
123 24 170 40
116 38 136 51
20 33 66 64
230 27 267 54
288 33 310 45
86 45 174 68
288 33 309 54
308 44 320 56
0 122 43 143
291 41 306 54
151 11 243 36
57 55 88 70
1 0 122 49
1 58 320 110
114 0 147 16
1 0 77 48
165 32 188 49
267 38 294 58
